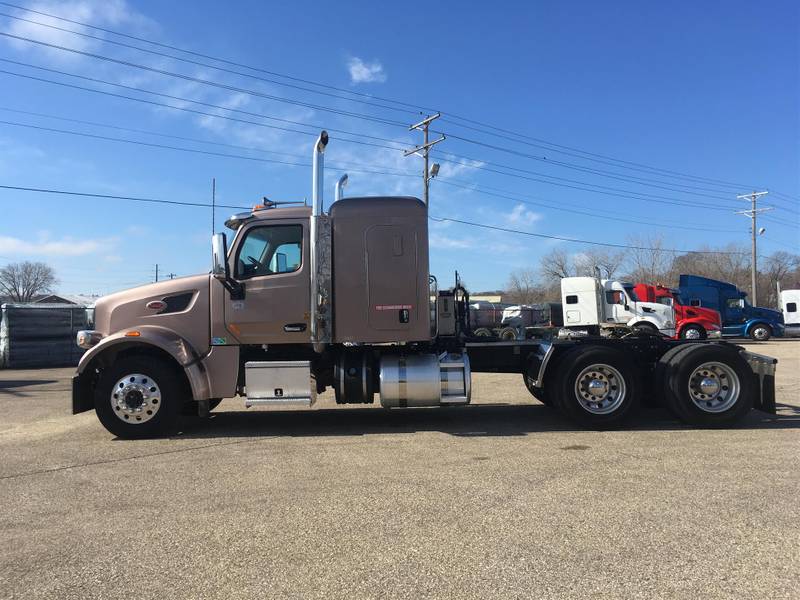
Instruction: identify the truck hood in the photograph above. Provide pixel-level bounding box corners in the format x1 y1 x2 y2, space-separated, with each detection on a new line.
93 274 211 336
749 306 784 324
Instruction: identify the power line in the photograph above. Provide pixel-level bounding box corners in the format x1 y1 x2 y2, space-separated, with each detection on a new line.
0 0 438 115
0 10 423 119
0 119 419 179
0 182 756 256
0 0 768 195
438 179 742 233
3 29 772 208
4 62 794 218
0 31 410 128
0 60 408 149
429 216 752 255
0 106 417 176
0 184 250 209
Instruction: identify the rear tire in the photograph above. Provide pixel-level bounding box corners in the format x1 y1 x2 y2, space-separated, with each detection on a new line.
473 327 492 337
663 344 753 427
94 356 185 438
554 346 641 428
749 324 772 341
499 327 518 341
680 325 706 340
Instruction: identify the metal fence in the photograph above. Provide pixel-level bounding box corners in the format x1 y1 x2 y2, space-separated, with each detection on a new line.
0 303 94 368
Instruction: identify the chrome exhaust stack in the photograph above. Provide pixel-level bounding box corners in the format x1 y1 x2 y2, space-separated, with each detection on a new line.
310 131 332 352
335 173 348 203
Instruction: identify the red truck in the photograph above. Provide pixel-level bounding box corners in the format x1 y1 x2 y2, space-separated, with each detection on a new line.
633 283 721 340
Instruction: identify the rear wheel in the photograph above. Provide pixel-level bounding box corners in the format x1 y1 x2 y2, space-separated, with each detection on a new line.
554 347 641 428
749 324 772 341
472 327 492 337
680 325 706 340
499 327 518 341
663 344 753 427
94 356 185 438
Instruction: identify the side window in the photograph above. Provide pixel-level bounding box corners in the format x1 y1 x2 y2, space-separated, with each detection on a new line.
726 298 742 309
605 290 624 305
787 302 797 313
235 225 302 279
565 295 578 304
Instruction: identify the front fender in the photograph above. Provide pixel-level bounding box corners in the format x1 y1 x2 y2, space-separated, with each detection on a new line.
73 326 212 413
76 325 200 374
744 320 783 338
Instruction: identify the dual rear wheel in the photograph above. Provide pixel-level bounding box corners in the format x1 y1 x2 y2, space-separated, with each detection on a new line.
524 343 753 428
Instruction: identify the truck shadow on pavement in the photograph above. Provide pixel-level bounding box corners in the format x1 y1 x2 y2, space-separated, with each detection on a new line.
173 402 800 440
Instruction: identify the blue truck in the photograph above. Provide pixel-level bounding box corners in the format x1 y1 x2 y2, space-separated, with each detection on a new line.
678 275 784 340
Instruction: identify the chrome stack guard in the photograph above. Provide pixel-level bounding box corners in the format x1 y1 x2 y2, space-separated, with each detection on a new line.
740 350 778 414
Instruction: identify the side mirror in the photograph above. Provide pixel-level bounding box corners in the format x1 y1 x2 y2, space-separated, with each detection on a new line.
212 233 229 280
212 233 244 299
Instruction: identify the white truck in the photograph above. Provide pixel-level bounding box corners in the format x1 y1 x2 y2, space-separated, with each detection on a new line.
779 288 800 337
561 277 675 337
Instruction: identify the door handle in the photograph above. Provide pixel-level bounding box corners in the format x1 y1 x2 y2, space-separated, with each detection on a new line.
283 323 307 332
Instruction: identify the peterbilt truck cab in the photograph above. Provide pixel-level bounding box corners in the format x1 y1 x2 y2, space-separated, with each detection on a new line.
560 277 676 337
633 283 722 340
72 131 777 438
678 275 784 341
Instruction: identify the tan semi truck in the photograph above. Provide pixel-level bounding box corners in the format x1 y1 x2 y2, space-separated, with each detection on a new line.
73 132 778 438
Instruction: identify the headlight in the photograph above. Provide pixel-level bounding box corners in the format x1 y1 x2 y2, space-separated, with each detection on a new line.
664 321 674 329
76 330 103 349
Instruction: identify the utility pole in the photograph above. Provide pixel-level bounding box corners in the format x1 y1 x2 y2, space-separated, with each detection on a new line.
404 113 445 207
154 264 159 282
735 190 771 305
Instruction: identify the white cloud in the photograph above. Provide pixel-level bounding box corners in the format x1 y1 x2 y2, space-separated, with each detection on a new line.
430 234 473 249
0 234 112 256
2 1 149 62
347 57 387 84
506 203 542 226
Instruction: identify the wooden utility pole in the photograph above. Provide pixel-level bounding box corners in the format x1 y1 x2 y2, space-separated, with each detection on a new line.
404 113 444 207
735 190 771 305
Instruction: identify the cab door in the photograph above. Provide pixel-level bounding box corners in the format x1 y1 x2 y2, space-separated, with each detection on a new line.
604 283 635 324
224 220 310 344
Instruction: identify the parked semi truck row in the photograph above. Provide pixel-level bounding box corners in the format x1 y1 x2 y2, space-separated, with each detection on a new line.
72 132 777 439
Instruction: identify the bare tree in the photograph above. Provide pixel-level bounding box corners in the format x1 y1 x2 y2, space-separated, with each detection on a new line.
0 261 58 303
538 248 575 283
574 248 626 279
505 268 540 304
624 234 675 284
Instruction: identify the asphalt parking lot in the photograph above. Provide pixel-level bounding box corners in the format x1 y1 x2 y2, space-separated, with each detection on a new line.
1 340 798 599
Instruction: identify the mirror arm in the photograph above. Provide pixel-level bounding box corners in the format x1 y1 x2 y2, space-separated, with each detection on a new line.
221 278 245 300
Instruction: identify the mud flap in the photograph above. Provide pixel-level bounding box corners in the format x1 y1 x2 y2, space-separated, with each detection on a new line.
741 350 778 414
72 373 94 414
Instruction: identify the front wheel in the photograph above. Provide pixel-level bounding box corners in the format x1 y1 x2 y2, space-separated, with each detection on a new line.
94 356 185 438
749 324 772 341
680 325 706 340
554 347 641 428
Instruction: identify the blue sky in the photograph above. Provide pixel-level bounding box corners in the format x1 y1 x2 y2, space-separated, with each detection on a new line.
0 0 797 295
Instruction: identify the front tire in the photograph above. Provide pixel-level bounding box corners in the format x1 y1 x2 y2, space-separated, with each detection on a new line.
94 356 185 438
749 324 772 341
680 325 706 340
554 346 641 428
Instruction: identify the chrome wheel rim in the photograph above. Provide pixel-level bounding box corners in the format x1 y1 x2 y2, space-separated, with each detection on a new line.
110 373 162 424
752 327 769 340
574 363 626 414
687 362 740 413
683 328 701 340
